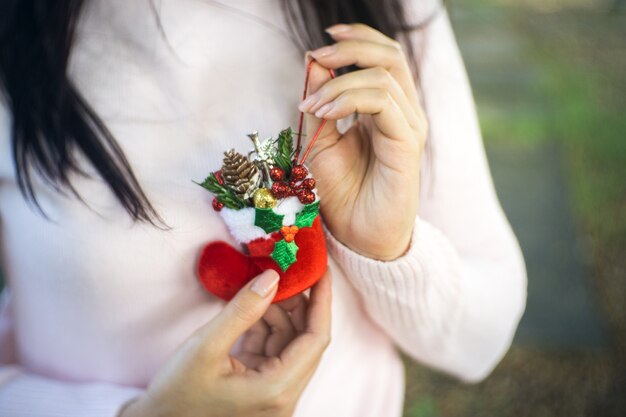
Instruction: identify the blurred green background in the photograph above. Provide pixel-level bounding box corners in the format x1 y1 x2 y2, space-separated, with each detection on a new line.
403 0 626 416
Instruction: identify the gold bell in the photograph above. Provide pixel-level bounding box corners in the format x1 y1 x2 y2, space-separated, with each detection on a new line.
253 188 277 209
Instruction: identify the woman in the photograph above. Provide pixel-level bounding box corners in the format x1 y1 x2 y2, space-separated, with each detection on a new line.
0 0 527 416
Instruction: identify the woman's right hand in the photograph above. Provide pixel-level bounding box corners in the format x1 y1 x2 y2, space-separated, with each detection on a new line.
120 269 332 417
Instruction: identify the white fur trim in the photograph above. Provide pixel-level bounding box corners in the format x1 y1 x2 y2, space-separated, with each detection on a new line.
219 187 320 243
219 207 269 243
273 196 304 226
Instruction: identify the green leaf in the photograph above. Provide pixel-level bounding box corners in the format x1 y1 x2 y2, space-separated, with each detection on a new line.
194 173 246 209
254 207 284 234
271 240 299 271
295 201 320 228
274 128 294 175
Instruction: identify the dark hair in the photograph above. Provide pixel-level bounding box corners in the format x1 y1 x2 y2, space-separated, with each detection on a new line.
0 0 434 225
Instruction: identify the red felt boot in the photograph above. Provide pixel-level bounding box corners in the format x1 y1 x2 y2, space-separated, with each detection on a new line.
197 193 328 303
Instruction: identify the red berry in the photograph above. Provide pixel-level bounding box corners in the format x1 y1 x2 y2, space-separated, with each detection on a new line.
270 166 285 182
291 165 308 181
297 189 315 205
212 197 224 211
301 178 316 190
287 180 303 196
214 170 224 185
271 182 289 198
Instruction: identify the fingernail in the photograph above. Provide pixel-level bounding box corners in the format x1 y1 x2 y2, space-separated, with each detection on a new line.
325 24 351 35
315 102 335 118
298 93 320 112
250 270 280 298
311 44 337 58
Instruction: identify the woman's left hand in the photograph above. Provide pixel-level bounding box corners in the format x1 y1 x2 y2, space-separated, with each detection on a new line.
299 23 427 260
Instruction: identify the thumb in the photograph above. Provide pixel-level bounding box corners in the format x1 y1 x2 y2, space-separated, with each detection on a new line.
300 55 340 163
199 269 280 356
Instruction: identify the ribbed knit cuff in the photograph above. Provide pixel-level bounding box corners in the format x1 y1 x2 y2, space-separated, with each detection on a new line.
323 217 436 289
0 371 144 417
323 216 463 341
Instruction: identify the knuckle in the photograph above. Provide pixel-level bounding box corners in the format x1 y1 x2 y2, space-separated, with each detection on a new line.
372 66 388 80
311 333 331 351
336 91 353 107
264 382 290 409
320 334 332 349
344 88 357 99
387 41 407 64
317 85 333 101
382 71 395 88
420 120 430 146
343 39 359 50
378 90 392 105
263 357 284 374
389 39 403 51
372 67 395 90
231 299 258 323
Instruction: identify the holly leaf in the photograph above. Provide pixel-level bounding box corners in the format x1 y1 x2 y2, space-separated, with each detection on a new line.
271 240 299 271
295 201 320 228
254 207 284 234
274 128 294 175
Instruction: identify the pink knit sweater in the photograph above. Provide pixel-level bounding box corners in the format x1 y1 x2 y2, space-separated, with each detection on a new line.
0 0 526 416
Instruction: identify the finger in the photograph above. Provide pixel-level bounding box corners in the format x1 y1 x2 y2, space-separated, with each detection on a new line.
314 88 414 143
298 67 420 130
310 39 421 113
303 269 332 337
325 23 399 48
263 305 297 357
240 319 269 356
277 293 308 333
197 269 280 359
236 304 299 369
235 351 267 370
270 271 333 379
299 57 341 163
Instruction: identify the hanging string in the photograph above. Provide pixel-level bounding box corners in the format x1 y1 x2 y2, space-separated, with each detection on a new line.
295 59 335 165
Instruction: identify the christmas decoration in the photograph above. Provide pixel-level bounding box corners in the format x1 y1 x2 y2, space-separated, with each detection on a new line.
270 166 285 182
301 178 315 190
215 170 224 185
271 181 290 199
296 189 316 205
212 197 224 212
291 165 308 182
253 188 277 209
194 59 334 303
280 225 299 243
222 149 261 200
197 172 245 210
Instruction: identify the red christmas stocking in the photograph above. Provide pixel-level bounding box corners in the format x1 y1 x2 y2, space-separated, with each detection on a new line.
198 214 327 302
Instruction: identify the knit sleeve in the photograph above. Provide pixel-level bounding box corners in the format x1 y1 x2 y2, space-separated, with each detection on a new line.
324 5 527 382
0 289 143 417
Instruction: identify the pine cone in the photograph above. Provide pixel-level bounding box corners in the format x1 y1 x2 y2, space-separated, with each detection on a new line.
222 149 261 200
